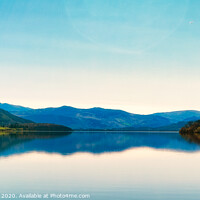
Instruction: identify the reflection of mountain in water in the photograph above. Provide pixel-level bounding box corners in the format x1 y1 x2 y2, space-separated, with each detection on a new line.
0 132 72 156
1 131 200 157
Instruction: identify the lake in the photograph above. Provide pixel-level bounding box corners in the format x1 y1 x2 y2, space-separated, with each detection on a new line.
0 131 200 200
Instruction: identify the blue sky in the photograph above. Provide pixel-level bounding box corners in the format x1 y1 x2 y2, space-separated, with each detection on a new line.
0 0 200 114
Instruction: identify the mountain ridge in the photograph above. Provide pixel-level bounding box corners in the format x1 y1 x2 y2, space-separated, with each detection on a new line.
0 103 32 112
1 103 200 130
1 102 200 116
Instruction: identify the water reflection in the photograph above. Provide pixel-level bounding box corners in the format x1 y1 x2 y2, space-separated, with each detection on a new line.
180 133 200 145
1 131 200 157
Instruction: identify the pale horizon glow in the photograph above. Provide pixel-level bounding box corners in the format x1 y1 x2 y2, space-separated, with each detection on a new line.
0 0 200 114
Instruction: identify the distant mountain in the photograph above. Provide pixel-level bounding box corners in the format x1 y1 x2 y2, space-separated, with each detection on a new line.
153 121 189 131
2 103 200 130
0 103 32 112
154 110 200 123
116 121 189 131
11 106 171 130
0 108 32 126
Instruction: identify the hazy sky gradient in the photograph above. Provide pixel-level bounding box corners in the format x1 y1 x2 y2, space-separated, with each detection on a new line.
0 0 200 114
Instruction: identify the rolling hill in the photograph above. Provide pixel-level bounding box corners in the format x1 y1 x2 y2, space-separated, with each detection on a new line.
0 108 32 126
0 108 72 132
179 120 200 134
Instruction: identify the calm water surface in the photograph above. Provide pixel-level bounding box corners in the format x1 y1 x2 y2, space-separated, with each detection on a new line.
0 131 200 200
